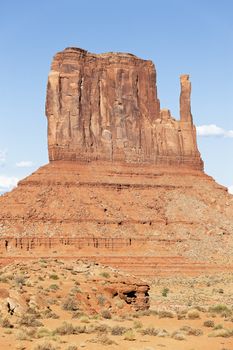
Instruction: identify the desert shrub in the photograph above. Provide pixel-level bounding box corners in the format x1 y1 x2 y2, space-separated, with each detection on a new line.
62 297 78 311
101 309 112 319
34 342 58 350
80 316 90 323
16 327 36 340
66 346 78 350
111 326 127 335
194 305 207 312
133 320 143 329
203 320 215 327
1 317 13 328
171 331 186 340
97 294 106 306
71 311 85 319
157 329 170 337
208 328 233 338
187 309 200 319
69 286 81 294
47 298 59 305
90 334 117 345
214 324 223 330
124 329 136 341
23 327 37 338
49 284 59 291
54 322 76 335
180 325 203 336
16 331 28 341
26 307 41 317
18 313 43 327
162 287 169 297
189 328 203 336
42 309 59 319
140 327 159 336
39 259 48 264
209 304 231 314
99 334 116 345
0 275 9 283
49 274 59 280
36 327 51 339
136 309 151 316
115 300 124 309
177 313 186 320
14 275 26 286
94 324 109 334
158 310 175 318
54 324 88 335
73 325 88 334
100 272 110 279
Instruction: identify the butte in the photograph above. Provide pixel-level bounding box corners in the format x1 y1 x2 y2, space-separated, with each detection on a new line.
0 47 233 277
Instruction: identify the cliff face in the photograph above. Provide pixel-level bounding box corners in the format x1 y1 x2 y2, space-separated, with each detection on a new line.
1 47 233 273
46 47 203 169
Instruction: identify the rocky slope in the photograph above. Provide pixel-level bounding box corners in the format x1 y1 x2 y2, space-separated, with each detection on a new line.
0 161 233 265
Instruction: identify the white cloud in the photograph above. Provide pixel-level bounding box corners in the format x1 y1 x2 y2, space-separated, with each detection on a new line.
0 175 19 192
197 124 233 138
228 186 233 195
16 161 33 168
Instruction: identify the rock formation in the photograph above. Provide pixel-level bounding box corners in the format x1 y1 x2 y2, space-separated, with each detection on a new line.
0 259 150 319
46 47 203 169
0 47 233 277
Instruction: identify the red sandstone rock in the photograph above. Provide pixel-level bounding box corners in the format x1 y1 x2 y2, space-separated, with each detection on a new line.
46 47 203 169
0 47 233 276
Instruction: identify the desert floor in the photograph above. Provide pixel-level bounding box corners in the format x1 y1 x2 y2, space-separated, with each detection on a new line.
0 258 233 350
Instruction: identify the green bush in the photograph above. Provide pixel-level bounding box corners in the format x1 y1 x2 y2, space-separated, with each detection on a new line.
100 272 110 279
124 329 136 341
162 288 169 297
209 304 231 314
49 274 59 280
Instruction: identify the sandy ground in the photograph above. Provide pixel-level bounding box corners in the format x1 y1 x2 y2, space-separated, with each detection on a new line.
0 258 233 350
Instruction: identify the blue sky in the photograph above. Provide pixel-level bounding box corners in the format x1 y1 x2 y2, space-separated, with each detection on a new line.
0 0 233 192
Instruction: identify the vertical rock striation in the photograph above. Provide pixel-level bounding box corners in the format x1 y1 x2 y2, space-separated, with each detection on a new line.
46 47 203 169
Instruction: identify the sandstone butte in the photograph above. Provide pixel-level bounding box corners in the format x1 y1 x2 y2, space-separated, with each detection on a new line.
0 47 233 277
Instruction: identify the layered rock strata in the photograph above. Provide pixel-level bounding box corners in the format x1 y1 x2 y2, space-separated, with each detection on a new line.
46 47 203 169
1 47 233 275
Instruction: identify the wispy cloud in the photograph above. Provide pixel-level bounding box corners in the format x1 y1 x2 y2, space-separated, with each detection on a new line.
16 161 34 168
0 175 19 193
197 124 233 138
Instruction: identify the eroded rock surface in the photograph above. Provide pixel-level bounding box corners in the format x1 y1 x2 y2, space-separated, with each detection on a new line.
46 47 203 169
0 259 149 317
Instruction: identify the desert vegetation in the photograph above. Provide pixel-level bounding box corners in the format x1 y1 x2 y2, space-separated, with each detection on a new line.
0 259 233 349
